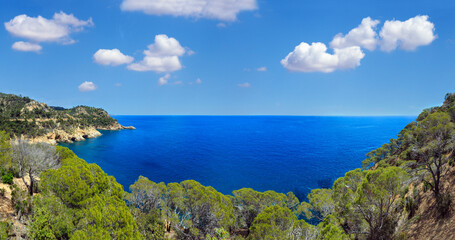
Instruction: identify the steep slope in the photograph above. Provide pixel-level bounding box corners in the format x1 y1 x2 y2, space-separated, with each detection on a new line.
362 93 455 239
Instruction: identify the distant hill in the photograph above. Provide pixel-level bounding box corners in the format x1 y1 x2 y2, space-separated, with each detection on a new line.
0 93 134 144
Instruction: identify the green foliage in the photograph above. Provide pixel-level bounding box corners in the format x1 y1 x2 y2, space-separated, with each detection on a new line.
206 227 230 240
0 118 44 138
330 167 409 239
0 93 32 118
68 106 117 128
395 232 409 240
0 221 12 240
129 208 166 240
436 192 452 218
423 180 430 193
444 92 455 107
55 146 76 161
413 111 455 212
303 188 334 221
404 195 419 219
126 176 166 213
0 131 11 169
35 151 140 239
11 184 32 219
175 180 235 238
363 143 392 169
41 157 112 207
0 166 14 185
332 168 365 234
249 205 297 240
416 107 435 121
355 167 408 239
403 187 421 220
232 188 291 229
285 191 300 211
1 172 12 185
0 93 120 137
28 208 57 240
317 214 350 240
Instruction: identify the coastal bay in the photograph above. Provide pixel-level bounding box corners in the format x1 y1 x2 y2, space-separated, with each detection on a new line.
60 115 414 199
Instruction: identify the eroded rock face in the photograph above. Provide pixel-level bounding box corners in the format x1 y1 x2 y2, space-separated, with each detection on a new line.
21 101 53 114
27 127 103 145
97 122 135 130
20 123 135 145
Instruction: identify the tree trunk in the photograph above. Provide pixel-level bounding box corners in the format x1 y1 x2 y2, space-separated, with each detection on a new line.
21 175 30 196
28 172 34 196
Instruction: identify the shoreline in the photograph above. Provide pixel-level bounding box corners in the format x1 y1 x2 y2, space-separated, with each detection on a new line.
18 123 135 145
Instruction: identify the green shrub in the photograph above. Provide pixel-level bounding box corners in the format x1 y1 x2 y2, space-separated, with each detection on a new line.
395 232 409 240
405 196 419 219
1 172 13 185
11 185 32 217
28 208 57 240
401 186 409 198
423 181 430 193
36 156 141 239
0 221 12 240
449 159 455 167
437 192 452 218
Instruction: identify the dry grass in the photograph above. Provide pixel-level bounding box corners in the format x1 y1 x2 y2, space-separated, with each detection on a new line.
404 166 455 239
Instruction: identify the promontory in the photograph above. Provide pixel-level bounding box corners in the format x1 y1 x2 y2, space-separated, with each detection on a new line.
0 92 134 144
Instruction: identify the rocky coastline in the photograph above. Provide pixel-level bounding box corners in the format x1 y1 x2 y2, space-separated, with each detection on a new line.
0 92 136 145
23 124 135 145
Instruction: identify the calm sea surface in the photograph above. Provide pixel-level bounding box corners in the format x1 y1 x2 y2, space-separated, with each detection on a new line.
60 116 415 200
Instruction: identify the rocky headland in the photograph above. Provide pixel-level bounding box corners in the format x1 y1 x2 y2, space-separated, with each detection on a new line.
0 92 135 145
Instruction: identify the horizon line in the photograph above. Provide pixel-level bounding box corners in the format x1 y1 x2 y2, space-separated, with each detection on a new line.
110 114 418 117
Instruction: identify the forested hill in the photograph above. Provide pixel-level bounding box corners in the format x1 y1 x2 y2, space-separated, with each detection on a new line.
0 92 133 143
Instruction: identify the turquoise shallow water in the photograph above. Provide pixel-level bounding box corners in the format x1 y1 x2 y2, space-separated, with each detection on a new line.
60 116 415 200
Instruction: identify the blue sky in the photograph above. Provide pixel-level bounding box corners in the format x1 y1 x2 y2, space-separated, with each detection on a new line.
1 0 455 115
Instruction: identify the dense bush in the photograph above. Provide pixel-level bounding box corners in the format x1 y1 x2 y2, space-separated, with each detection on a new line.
0 221 12 239
30 146 141 239
1 172 13 185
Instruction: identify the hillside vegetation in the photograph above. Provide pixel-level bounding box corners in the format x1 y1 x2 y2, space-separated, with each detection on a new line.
0 93 130 142
1 93 455 239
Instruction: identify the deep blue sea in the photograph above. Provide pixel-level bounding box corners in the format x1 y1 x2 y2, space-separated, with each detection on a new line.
60 116 415 200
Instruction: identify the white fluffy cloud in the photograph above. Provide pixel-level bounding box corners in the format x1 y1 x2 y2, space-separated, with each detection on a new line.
157 74 183 86
158 73 171 86
4 11 93 45
281 42 365 73
128 34 186 73
379 15 436 52
11 41 42 52
330 17 380 51
120 0 257 21
282 15 436 73
93 49 134 66
78 81 97 92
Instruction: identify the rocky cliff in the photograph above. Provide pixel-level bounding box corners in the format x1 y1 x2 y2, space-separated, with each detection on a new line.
0 93 135 144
